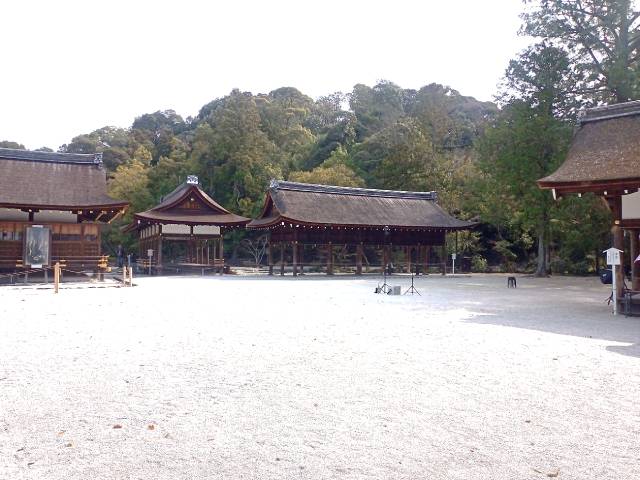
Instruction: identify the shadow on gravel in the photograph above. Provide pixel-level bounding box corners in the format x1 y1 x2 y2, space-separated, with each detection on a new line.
606 343 640 358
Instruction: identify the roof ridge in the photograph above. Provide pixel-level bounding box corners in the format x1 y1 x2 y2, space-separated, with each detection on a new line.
580 100 640 124
271 180 438 201
0 147 101 165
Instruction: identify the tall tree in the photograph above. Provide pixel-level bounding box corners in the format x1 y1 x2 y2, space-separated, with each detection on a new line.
479 44 575 275
191 90 283 216
522 0 640 102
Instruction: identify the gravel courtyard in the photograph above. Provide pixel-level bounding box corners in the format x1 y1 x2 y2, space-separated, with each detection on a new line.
1 274 639 479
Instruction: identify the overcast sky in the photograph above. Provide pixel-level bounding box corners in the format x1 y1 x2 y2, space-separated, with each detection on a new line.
1 0 530 150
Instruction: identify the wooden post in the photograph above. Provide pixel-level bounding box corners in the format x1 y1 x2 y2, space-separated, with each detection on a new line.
631 229 640 291
292 229 298 276
356 243 363 275
219 236 225 275
157 235 163 272
268 236 273 275
280 242 285 276
327 243 334 275
298 244 304 275
441 244 446 275
54 262 60 294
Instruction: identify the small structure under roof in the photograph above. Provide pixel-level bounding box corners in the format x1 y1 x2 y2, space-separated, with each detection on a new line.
248 180 474 275
538 100 640 294
125 176 250 271
0 147 128 271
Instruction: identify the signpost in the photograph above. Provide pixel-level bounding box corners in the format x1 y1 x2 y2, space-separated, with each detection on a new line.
451 253 457 275
604 247 623 315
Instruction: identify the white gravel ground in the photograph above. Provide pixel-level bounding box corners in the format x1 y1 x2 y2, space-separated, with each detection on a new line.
0 274 639 480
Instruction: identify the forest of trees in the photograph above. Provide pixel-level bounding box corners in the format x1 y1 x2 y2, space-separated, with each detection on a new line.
4 0 639 274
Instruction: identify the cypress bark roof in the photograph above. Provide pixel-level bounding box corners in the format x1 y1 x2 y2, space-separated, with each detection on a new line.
248 180 474 230
538 101 640 192
0 147 127 212
130 180 250 228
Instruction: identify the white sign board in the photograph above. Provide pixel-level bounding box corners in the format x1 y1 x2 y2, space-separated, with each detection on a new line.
451 253 457 260
147 249 154 258
604 247 622 266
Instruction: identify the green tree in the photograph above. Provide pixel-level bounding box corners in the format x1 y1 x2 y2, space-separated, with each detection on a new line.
349 81 406 140
479 100 572 275
147 138 194 201
352 118 437 190
522 0 640 102
289 146 365 187
60 127 133 171
479 44 575 275
191 90 283 217
107 160 154 249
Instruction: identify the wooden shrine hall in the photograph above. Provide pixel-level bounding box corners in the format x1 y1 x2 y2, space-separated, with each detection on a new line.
124 176 249 271
247 180 475 275
0 148 128 272
538 100 640 301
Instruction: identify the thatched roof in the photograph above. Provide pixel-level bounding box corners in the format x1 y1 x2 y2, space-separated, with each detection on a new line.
0 148 128 217
129 178 250 229
538 101 640 193
247 180 474 230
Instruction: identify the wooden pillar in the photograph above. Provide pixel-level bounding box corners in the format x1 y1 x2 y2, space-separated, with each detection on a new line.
327 243 334 275
298 244 304 275
631 229 640 291
441 244 446 275
268 234 273 275
356 243 363 275
280 242 285 276
219 236 224 275
292 242 298 277
157 234 163 271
